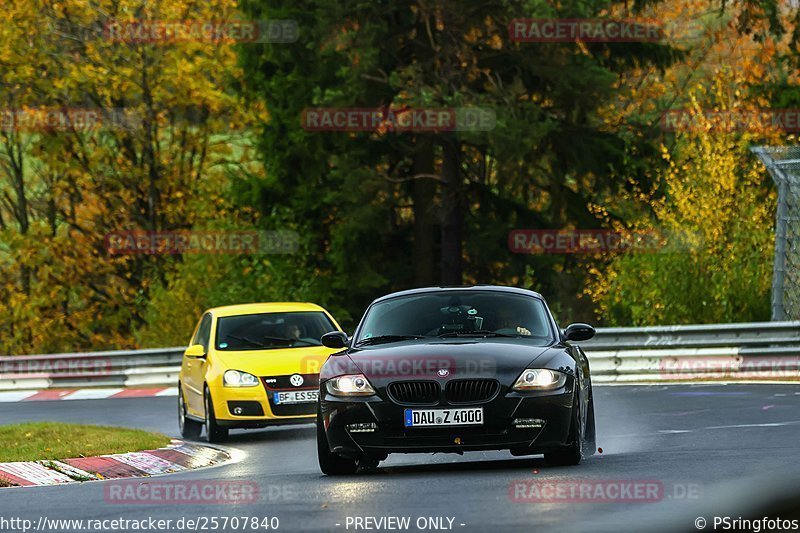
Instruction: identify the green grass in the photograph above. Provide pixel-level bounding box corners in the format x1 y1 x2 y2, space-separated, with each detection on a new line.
0 422 171 463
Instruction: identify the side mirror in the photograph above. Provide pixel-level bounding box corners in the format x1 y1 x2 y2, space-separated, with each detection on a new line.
564 323 595 342
321 331 348 349
184 344 206 358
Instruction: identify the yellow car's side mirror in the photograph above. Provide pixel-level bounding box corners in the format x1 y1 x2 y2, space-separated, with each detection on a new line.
184 344 206 358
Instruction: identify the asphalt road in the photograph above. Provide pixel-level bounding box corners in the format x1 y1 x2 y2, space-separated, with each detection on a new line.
1 384 800 533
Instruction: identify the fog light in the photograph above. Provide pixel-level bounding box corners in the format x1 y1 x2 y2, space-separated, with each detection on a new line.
347 423 377 433
234 407 243 415
513 418 545 429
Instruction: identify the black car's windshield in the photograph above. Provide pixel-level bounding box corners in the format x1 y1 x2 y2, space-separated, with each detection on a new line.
216 311 337 351
355 291 555 345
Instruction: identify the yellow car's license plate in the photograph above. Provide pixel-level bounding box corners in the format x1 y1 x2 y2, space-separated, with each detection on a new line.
274 390 319 404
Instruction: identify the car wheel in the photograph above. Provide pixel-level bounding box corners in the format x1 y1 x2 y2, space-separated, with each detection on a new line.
545 390 583 466
204 386 229 443
178 384 202 440
316 407 357 475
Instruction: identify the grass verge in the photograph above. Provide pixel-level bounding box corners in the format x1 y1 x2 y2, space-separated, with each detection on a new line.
0 422 171 463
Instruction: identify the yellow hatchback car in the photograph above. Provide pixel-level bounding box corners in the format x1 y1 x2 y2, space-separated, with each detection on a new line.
178 302 344 442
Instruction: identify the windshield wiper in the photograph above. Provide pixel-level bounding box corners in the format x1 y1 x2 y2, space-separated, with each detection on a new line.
226 335 272 348
355 335 428 347
437 330 519 338
260 335 320 346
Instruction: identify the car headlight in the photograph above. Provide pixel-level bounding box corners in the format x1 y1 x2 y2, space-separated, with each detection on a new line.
325 374 376 397
512 369 567 391
223 370 260 387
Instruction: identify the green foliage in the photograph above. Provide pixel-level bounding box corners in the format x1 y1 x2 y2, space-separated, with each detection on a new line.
587 93 776 325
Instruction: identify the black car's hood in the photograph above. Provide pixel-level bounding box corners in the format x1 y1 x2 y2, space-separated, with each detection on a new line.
320 338 560 387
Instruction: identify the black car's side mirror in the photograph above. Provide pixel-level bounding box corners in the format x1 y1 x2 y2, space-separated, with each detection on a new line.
321 331 349 349
564 323 596 342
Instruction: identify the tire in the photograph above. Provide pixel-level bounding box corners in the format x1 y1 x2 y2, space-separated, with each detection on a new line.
545 390 583 466
204 386 229 443
316 408 357 475
178 384 202 440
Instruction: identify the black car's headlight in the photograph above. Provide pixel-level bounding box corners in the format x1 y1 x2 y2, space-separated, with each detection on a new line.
512 369 567 391
325 374 376 397
223 370 260 387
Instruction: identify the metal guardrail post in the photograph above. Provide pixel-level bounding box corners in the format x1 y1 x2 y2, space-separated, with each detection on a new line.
753 146 789 320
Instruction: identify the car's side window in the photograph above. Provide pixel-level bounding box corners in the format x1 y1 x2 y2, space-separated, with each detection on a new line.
193 314 212 351
190 317 203 346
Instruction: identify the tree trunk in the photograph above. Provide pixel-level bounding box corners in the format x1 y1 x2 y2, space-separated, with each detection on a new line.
440 139 463 285
412 137 438 287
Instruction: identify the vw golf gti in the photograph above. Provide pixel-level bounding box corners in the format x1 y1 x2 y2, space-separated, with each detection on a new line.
179 302 343 442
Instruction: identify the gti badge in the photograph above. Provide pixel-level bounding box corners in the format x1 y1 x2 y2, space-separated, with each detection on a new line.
290 374 304 387
437 369 450 378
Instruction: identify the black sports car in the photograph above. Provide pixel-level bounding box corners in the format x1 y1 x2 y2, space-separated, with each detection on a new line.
316 286 597 475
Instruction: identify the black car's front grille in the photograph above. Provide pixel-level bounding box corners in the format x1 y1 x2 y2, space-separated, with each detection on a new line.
387 381 440 405
445 379 500 404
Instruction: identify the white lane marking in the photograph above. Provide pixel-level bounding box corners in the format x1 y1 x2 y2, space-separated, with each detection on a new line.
595 381 800 386
658 429 693 434
652 409 712 416
0 388 175 402
704 421 800 430
0 391 35 403
63 388 123 400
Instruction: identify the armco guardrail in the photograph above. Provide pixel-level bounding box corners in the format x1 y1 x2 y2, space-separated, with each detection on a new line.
584 321 800 350
0 321 798 390
0 347 184 391
584 321 800 382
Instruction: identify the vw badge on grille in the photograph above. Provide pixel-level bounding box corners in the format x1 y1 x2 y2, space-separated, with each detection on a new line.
290 374 304 387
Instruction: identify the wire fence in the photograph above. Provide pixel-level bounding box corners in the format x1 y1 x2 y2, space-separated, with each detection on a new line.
753 146 800 320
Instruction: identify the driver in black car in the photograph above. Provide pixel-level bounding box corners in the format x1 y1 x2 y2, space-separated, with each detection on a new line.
493 307 532 336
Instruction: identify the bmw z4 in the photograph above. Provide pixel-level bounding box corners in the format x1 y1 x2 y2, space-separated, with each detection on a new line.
316 286 597 474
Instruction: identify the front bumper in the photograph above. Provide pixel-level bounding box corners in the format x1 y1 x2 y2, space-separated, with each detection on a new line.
320 386 574 457
208 374 320 428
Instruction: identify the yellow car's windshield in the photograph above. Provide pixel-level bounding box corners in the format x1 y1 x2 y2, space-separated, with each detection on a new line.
215 311 337 351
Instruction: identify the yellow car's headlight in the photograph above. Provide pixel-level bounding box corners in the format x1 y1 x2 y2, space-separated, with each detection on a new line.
512 369 567 391
223 370 260 387
325 374 376 397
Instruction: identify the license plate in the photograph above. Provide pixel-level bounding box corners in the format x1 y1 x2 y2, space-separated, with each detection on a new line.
404 407 483 427
273 390 318 405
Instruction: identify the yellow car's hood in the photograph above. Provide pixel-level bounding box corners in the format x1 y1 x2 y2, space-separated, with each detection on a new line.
213 345 335 376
